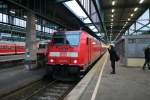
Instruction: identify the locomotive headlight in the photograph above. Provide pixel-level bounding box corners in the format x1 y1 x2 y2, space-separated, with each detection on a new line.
73 60 78 64
50 59 54 63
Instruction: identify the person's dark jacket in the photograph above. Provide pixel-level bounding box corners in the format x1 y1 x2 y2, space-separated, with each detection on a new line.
144 47 150 59
108 46 118 61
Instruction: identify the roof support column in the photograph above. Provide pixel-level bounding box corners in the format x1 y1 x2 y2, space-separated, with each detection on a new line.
25 11 37 70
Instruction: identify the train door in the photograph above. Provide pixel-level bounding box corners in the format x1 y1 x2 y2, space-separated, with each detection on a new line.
87 37 91 64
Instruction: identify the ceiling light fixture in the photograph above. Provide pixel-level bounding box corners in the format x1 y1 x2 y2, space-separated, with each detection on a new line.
23 16 27 18
112 1 115 6
125 22 128 26
130 13 134 17
111 14 114 17
139 0 144 4
128 18 131 21
112 9 115 13
10 10 15 14
134 7 138 12
111 19 114 21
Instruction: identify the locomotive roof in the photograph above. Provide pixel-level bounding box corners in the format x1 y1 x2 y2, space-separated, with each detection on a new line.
55 30 84 33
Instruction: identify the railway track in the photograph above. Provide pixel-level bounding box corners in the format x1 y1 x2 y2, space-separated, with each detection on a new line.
0 79 76 100
25 80 76 100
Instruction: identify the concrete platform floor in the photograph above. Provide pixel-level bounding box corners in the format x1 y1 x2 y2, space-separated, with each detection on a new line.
97 63 150 100
80 54 150 100
0 66 46 97
0 54 25 62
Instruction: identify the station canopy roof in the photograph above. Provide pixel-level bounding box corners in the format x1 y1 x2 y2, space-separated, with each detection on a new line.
100 0 150 40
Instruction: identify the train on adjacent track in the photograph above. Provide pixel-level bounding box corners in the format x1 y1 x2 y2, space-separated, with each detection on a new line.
0 41 48 56
0 41 25 55
46 30 106 80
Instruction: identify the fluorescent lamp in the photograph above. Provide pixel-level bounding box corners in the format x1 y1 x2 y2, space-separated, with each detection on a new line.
128 18 131 21
134 7 138 12
112 1 115 6
111 14 114 17
112 9 115 13
111 19 114 21
139 0 144 4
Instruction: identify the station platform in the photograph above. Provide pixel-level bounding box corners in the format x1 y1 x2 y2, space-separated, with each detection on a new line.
0 66 46 97
65 52 150 100
0 55 25 62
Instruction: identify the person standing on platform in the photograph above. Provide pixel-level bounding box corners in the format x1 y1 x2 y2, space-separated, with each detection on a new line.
142 45 150 70
108 44 119 74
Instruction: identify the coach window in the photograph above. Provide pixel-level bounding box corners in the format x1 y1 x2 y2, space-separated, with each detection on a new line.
4 45 6 49
0 45 1 49
1 45 3 49
11 46 14 50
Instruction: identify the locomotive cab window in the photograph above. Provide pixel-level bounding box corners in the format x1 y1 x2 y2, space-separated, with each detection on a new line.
52 32 80 46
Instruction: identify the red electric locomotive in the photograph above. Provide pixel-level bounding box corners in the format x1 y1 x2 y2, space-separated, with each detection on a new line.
46 30 105 80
